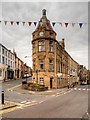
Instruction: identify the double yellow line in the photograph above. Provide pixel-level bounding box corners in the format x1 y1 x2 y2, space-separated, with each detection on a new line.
0 101 23 115
7 84 21 91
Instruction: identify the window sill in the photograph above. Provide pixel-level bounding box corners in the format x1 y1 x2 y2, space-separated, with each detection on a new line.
49 52 54 53
48 70 54 72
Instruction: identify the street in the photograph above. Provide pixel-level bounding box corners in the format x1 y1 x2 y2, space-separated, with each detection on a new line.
1 80 89 119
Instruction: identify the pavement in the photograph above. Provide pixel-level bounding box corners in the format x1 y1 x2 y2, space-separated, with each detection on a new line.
0 101 18 110
11 84 71 95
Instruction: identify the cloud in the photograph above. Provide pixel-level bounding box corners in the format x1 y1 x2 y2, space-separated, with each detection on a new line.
1 2 88 69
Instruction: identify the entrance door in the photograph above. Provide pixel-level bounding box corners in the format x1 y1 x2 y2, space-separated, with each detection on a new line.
50 78 53 89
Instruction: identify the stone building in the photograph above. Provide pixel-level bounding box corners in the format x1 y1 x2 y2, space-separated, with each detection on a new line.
32 9 81 89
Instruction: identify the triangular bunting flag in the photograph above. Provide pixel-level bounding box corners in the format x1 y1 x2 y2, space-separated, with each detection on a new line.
28 22 32 26
22 22 25 26
4 21 7 25
58 22 62 27
79 23 83 28
65 23 68 28
52 22 56 27
46 22 49 26
72 23 75 27
16 21 19 25
10 21 14 25
34 22 37 26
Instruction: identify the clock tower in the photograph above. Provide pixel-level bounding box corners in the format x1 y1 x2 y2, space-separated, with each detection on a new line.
32 9 58 89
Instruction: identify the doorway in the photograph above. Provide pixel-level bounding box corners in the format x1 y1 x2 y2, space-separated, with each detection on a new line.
50 78 53 89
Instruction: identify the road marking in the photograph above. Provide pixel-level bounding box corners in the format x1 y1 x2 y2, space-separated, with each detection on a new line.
32 101 36 103
25 102 31 104
78 88 81 91
39 101 45 104
83 88 86 91
20 101 27 104
74 88 77 90
0 106 19 115
7 84 21 91
16 106 23 109
52 95 55 97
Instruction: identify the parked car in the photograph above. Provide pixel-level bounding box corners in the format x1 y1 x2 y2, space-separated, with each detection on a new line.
23 74 30 78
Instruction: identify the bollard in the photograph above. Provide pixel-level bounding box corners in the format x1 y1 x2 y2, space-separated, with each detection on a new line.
1 91 4 104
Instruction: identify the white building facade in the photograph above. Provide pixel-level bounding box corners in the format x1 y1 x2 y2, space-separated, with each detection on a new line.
0 43 15 81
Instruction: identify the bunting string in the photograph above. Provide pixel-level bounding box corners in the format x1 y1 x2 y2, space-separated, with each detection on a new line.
0 20 88 28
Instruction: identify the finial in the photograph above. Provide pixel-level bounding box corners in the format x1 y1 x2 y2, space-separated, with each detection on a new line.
42 9 46 16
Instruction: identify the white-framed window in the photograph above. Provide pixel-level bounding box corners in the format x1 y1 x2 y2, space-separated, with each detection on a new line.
11 61 12 67
2 48 4 55
40 77 44 85
38 41 45 51
8 60 10 66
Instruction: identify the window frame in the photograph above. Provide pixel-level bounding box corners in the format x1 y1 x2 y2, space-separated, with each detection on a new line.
40 77 44 85
49 40 53 52
40 60 44 71
38 40 45 52
49 59 54 71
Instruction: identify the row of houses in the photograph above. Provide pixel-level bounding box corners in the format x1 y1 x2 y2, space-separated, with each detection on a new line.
0 43 31 81
31 9 90 89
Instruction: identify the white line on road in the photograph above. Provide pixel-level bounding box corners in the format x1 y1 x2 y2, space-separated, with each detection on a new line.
83 88 86 91
52 95 55 97
16 106 23 109
20 101 27 104
25 102 31 104
39 101 45 104
32 101 36 103
78 88 81 91
74 88 77 90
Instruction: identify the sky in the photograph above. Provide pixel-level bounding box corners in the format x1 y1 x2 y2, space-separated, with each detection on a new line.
0 1 89 69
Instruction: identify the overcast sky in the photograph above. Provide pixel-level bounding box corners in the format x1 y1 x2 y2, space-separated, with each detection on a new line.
0 2 89 69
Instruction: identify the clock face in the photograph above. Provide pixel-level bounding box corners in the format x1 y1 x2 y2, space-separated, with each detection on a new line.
39 32 44 37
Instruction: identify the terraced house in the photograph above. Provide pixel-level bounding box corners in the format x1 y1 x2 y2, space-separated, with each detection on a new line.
0 43 31 81
32 9 80 89
0 43 15 81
